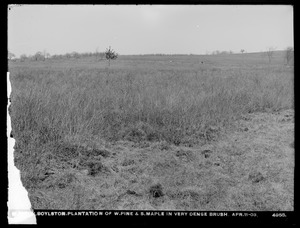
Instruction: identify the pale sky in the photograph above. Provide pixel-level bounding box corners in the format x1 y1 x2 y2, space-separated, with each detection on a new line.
8 5 293 57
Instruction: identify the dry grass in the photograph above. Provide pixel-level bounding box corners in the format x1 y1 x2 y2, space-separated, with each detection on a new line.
8 52 294 210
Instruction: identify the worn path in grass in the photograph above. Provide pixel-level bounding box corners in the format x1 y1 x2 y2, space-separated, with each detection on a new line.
29 109 294 210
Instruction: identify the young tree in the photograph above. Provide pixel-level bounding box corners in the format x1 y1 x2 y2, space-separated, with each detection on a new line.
240 49 245 54
266 47 276 63
285 47 294 65
105 46 118 66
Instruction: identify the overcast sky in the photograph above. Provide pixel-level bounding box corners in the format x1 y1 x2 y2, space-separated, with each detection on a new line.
8 5 293 57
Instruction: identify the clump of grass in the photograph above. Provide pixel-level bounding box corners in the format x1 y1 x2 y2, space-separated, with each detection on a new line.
149 183 164 198
122 121 161 143
84 160 110 176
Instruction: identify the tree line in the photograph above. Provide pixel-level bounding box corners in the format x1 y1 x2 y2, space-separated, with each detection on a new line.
8 46 293 65
8 46 118 64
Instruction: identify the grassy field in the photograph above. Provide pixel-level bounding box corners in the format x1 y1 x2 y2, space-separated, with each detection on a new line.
8 51 294 210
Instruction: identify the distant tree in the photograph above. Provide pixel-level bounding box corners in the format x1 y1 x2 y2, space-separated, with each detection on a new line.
42 50 51 60
240 49 245 54
70 51 80 59
266 47 276 63
20 54 27 62
105 46 118 66
220 51 229 55
65 53 71 59
8 51 15 60
284 47 294 65
211 50 220 55
52 54 61 59
43 50 47 59
33 51 45 61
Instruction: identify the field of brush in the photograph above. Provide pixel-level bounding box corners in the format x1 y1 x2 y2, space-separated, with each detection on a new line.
8 52 294 210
